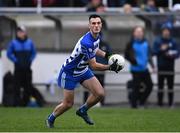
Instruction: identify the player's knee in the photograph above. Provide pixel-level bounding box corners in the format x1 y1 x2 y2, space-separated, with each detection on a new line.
65 101 74 109
97 91 105 100
63 100 74 109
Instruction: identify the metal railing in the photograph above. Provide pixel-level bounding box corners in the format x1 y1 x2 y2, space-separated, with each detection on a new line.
0 7 140 15
34 71 180 88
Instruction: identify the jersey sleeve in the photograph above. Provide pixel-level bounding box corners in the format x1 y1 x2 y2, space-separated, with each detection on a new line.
81 42 96 60
153 38 162 55
29 39 37 62
6 41 18 63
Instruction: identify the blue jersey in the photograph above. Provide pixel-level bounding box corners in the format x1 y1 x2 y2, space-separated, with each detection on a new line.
62 32 100 77
130 39 150 72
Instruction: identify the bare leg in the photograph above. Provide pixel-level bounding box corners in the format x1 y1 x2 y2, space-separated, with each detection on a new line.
53 89 74 117
76 76 105 125
46 89 74 128
81 76 105 109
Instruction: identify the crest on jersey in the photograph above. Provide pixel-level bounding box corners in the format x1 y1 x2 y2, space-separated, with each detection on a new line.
88 48 93 53
94 39 100 49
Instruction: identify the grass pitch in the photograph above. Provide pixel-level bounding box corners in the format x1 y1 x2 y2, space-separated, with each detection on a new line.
0 107 180 132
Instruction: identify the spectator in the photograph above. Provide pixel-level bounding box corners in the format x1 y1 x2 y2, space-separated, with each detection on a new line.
86 0 105 12
123 3 133 14
144 0 159 12
153 24 180 107
7 25 36 106
125 26 154 108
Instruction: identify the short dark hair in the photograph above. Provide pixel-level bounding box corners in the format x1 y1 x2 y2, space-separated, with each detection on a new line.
89 14 102 21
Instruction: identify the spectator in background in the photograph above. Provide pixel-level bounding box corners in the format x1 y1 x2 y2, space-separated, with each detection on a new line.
125 26 154 108
153 24 180 107
144 0 159 12
123 3 133 14
86 0 105 12
7 25 36 106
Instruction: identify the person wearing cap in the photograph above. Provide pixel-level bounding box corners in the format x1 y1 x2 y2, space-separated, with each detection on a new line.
153 24 180 107
7 25 36 106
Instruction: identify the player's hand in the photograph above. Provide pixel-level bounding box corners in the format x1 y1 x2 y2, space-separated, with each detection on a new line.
161 44 168 51
109 59 121 73
116 65 123 72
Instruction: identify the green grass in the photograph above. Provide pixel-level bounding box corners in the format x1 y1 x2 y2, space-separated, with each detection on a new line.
0 107 180 132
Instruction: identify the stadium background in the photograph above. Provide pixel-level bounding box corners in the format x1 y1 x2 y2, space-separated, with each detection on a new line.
0 0 180 106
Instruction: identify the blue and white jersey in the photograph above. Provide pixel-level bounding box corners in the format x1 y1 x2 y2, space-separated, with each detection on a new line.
62 32 100 77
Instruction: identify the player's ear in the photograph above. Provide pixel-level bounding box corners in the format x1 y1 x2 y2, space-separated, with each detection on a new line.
88 23 90 29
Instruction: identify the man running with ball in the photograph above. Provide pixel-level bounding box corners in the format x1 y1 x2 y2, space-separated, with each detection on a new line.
46 14 121 128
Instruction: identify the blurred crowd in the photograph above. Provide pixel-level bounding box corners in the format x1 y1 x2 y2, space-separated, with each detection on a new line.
0 0 179 11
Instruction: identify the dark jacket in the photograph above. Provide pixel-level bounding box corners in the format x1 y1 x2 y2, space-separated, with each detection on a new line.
7 37 36 70
153 36 180 70
125 39 137 65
